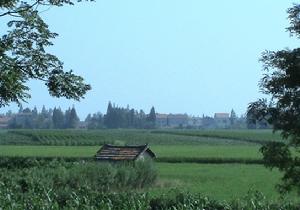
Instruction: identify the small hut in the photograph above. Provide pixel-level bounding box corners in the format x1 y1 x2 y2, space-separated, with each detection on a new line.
95 144 156 162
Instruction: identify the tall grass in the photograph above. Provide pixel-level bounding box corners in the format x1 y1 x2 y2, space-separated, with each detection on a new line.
0 159 157 209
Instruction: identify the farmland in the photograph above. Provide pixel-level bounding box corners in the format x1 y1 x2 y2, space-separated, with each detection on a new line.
0 129 282 146
0 145 262 159
0 129 299 208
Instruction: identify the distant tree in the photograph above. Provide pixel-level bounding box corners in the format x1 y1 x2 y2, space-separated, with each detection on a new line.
138 109 146 128
41 105 47 118
52 107 65 129
5 110 12 117
23 107 31 113
128 108 135 128
63 107 79 128
146 106 156 129
64 108 71 128
18 104 23 113
32 106 38 117
85 112 104 129
230 109 237 128
148 107 156 122
85 114 92 124
248 3 300 194
104 102 114 128
69 107 79 128
246 107 257 129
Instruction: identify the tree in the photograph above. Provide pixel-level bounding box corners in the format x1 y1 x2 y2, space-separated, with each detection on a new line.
104 102 114 128
229 109 237 128
69 107 79 128
146 106 156 129
52 107 64 128
248 3 300 194
0 0 91 107
246 106 257 129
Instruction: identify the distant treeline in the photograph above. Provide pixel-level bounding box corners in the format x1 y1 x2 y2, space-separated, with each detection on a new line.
3 102 156 129
6 106 80 129
86 102 156 129
1 101 270 129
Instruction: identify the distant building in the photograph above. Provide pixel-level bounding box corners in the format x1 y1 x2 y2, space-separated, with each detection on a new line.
188 117 202 128
155 112 244 129
214 113 230 128
0 116 11 129
156 114 168 127
156 113 189 128
167 114 188 127
214 113 230 119
95 144 156 161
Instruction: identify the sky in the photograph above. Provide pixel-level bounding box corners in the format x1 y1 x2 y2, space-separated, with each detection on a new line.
1 0 299 119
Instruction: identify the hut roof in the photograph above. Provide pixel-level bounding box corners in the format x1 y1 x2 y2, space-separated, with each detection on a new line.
95 144 155 161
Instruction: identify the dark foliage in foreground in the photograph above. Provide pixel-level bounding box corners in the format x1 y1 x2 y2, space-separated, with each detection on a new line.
248 3 300 194
0 156 266 169
0 187 299 209
0 0 91 107
0 159 157 209
0 158 299 209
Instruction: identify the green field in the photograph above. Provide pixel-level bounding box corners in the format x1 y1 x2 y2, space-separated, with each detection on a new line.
154 163 296 201
0 129 297 203
0 129 281 146
0 145 262 159
152 129 283 143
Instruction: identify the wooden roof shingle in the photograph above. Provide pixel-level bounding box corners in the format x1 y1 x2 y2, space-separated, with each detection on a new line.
95 144 155 161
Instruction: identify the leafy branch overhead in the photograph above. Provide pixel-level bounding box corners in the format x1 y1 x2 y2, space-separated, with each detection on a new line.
248 3 300 194
0 0 93 107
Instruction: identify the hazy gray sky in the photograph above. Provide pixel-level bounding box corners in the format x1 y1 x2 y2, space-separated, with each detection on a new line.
1 0 299 119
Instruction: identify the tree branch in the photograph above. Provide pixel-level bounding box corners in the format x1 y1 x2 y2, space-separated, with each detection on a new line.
0 1 39 17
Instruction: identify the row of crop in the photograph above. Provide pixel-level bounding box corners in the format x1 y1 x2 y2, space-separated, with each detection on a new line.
151 130 280 145
1 129 243 146
0 156 267 170
4 130 116 146
0 132 33 145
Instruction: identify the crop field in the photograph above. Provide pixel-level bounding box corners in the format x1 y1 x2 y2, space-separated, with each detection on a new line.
0 145 262 159
0 129 282 146
0 129 298 208
152 129 283 144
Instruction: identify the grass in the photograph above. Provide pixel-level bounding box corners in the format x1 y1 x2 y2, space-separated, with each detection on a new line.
0 129 296 202
153 145 262 159
0 145 262 159
154 163 298 201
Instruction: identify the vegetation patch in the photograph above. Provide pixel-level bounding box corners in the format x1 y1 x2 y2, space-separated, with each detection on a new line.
0 129 271 146
0 160 157 209
152 129 283 144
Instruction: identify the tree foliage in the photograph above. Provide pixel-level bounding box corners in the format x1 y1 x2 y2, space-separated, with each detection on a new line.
8 105 80 129
100 102 156 129
248 3 300 194
0 0 92 107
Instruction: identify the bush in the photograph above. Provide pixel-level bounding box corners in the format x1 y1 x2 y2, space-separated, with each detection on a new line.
0 159 158 208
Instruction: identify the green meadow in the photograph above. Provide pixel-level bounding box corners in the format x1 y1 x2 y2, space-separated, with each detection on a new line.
0 145 262 159
0 129 298 202
154 163 294 201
